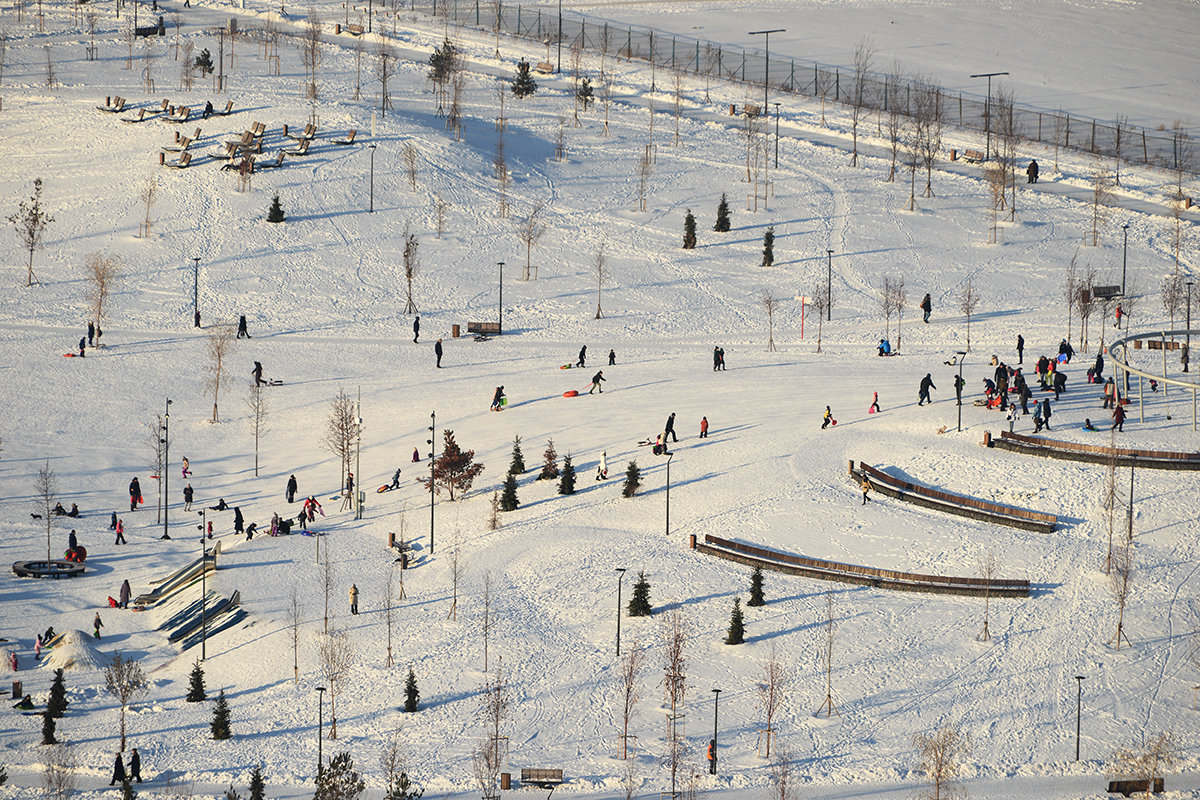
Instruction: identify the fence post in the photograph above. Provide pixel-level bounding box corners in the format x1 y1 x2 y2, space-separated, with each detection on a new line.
1065 114 1071 148
671 36 675 69
789 60 794 92
835 69 839 102
740 51 745 82
1091 120 1096 153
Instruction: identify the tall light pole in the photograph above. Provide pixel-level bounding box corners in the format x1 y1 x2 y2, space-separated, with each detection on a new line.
615 567 627 655
1121 224 1129 297
956 351 967 432
354 389 363 520
1074 675 1085 761
556 0 562 74
497 262 505 333
773 102 781 168
665 452 674 537
197 510 208 661
1187 281 1194 372
826 249 833 321
428 411 436 554
368 143 377 213
710 688 721 775
162 398 172 540
969 71 1008 161
748 29 785 115
315 686 327 777
192 257 200 327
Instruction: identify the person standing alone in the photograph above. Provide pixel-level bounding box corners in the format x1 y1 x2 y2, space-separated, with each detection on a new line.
434 338 443 368
577 346 587 368
920 293 932 323
286 474 298 503
349 583 359 615
413 315 420 343
664 412 678 443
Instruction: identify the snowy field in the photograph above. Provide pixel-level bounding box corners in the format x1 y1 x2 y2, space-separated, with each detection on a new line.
0 0 1199 798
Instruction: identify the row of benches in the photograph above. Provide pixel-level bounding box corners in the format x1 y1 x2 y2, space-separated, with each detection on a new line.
987 430 1200 470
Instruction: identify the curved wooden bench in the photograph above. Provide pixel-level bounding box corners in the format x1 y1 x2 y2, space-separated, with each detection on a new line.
12 559 86 579
851 460 1057 533
699 535 1029 597
989 430 1200 471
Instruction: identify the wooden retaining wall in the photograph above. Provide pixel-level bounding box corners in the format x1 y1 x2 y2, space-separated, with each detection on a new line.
989 431 1200 471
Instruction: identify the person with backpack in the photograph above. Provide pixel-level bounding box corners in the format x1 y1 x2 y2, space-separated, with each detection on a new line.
128 477 141 511
490 386 505 412
920 293 932 323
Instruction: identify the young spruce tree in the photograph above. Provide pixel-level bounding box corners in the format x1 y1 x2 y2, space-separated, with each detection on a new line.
403 667 420 712
211 688 232 739
186 661 207 702
622 461 641 497
248 765 265 800
538 439 559 481
628 571 652 616
725 597 745 645
557 454 576 495
314 753 364 800
762 226 775 267
511 59 537 98
41 710 57 745
683 210 697 249
47 669 68 718
747 565 766 607
266 194 285 224
508 435 525 475
500 473 519 511
713 193 731 232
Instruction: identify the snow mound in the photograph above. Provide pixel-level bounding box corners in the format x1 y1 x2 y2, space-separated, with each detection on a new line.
41 630 107 672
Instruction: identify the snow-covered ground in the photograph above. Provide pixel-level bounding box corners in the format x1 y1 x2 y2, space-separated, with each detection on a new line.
1 0 1199 798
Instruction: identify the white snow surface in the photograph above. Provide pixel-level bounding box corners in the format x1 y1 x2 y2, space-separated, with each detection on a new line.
0 0 1199 798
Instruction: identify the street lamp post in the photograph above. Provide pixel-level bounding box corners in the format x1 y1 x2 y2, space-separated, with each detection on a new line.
826 249 833 321
196 510 208 660
428 411 436 554
748 29 785 116
192 257 200 327
497 262 504 333
315 686 327 777
665 452 674 537
969 71 1009 161
1074 675 1085 761
162 399 172 540
1187 281 1194 372
956 351 967 432
369 143 377 213
615 567 627 655
556 0 562 74
1121 224 1129 297
773 102 781 168
710 688 721 775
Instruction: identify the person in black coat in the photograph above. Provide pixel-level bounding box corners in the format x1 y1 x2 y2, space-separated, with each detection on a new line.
664 412 678 442
68 529 78 551
918 374 936 406
252 361 265 386
577 346 587 368
110 512 118 530
1040 397 1053 430
237 315 250 339
128 748 143 783
1026 160 1039 184
183 484 194 511
286 475 298 503
78 337 86 357
110 752 127 785
1016 334 1024 364
1092 352 1104 382
412 315 420 343
434 338 443 368
88 321 95 346
588 371 605 394
1053 370 1067 400
608 349 616 365
233 507 244 535
129 478 141 511
920 293 932 323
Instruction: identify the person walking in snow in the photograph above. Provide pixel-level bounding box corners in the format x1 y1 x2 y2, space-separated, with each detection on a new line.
110 512 118 530
699 416 709 438
1040 397 1053 430
588 370 605 394
93 612 104 639
286 475 298 503
128 748 143 783
664 412 678 443
859 477 872 505
491 386 505 411
114 519 126 545
181 457 191 478
1026 159 1039 184
1016 334 1024 364
183 484 194 511
822 406 832 430
576 346 587 368
920 293 932 323
717 347 726 370
390 469 402 490
110 752 127 786
69 529 78 551
253 361 265 386
1112 403 1126 432
78 337 86 357
1059 339 1074 363
918 374 936 406
129 477 142 512
595 450 608 480
119 579 131 609
713 346 721 371
237 315 250 339
1053 369 1067 400
412 315 420 343
1103 377 1116 409
869 392 880 414
349 583 359 615
88 321 95 346
233 506 244 537
608 349 616 366
304 496 323 521
434 338 443 368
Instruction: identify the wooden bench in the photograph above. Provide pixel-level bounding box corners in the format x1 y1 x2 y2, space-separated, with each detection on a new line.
1107 778 1163 797
958 148 986 163
344 23 364 35
743 103 761 117
520 768 564 796
535 60 555 74
467 321 501 336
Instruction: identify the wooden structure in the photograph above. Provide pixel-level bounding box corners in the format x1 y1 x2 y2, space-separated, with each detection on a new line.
988 430 1200 471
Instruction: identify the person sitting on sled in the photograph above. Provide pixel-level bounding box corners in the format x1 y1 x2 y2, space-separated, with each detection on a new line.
877 339 892 357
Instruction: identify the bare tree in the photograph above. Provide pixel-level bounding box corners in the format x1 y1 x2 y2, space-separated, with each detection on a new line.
34 460 58 567
893 276 908 352
815 590 839 718
904 92 924 212
301 9 322 99
1113 115 1129 186
660 609 688 799
1167 122 1193 269
1063 254 1079 343
433 193 450 240
884 68 904 181
380 728 417 800
376 43 396 116
959 281 980 353
768 745 796 800
42 743 77 800
913 724 970 800
322 546 333 633
1108 732 1176 798
403 230 419 313
984 163 1005 243
1162 273 1184 334
494 138 510 218
146 414 167 524
181 41 195 91
205 323 236 422
1088 160 1112 247
848 38 875 167
593 241 610 319
447 71 465 139
881 277 896 341
636 147 653 212
1078 265 1097 353
104 652 148 751
479 660 508 791
481 572 492 671
761 290 779 352
916 82 944 198
809 284 829 353
977 550 996 641
617 641 645 760
757 645 786 757
246 382 269 477
1109 535 1134 650
554 116 566 161
9 178 54 287
384 565 396 668
672 72 682 145
993 88 1021 220
516 203 546 281
487 491 502 531
138 177 158 237
316 626 355 739
351 31 365 100
321 389 358 492
289 584 302 684
447 530 462 621
401 142 418 191
602 75 613 138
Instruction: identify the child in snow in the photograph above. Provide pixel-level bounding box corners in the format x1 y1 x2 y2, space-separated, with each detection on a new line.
608 349 616 365
390 469 401 490
412 448 420 462
181 457 191 478
93 612 104 639
114 519 126 545
596 451 608 480
869 393 880 414
490 386 505 411
1083 418 1097 431
699 416 709 438
859 477 872 505
822 406 832 430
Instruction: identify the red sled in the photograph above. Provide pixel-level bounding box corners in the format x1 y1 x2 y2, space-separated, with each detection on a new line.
63 353 77 357
563 390 579 398
831 419 838 426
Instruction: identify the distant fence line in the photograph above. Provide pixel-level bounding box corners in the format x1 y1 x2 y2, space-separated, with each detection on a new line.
420 0 1194 176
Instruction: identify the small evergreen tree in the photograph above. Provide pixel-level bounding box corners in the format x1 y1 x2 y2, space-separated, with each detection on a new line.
249 765 265 800
508 435 526 475
266 194 285 224
403 667 419 712
423 429 485 501
47 669 68 718
210 688 232 739
194 48 214 74
762 226 775 267
622 461 641 497
725 597 745 645
747 566 766 607
557 453 576 495
224 787 239 800
627 571 651 616
511 59 537 99
713 193 731 232
186 661 207 702
0 763 7 785
500 473 519 511
41 710 56 745
427 39 459 86
683 210 697 249
537 439 559 481
122 780 138 800
314 752 365 800
576 77 594 109
385 768 422 800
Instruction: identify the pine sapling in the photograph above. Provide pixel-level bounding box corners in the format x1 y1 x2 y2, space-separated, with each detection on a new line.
41 710 57 745
713 193 731 232
266 193 285 224
500 473 519 511
557 453 576 495
186 661 207 702
538 439 559 480
622 461 641 497
47 669 68 718
627 571 652 616
725 597 745 644
403 667 419 712
747 565 766 607
211 688 232 739
248 765 265 800
508 435 525 475
122 780 137 800
683 210 697 249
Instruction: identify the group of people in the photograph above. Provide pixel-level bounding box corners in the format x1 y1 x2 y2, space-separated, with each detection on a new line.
110 748 144 785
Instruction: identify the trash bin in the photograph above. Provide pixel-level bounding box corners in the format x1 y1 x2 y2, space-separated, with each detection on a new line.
500 774 511 790
452 324 461 338
949 149 957 161
12 680 22 699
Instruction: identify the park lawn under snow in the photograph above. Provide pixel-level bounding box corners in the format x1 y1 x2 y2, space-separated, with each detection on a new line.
0 0 1199 797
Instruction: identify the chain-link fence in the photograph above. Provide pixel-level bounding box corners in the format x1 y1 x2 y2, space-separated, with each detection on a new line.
423 0 1194 176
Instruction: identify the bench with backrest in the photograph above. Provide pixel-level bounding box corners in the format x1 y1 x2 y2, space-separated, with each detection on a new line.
162 151 193 169
162 136 194 153
1107 778 1164 797
468 321 501 335
282 138 311 157
535 61 555 74
163 106 191 123
285 123 316 142
256 151 286 170
520 768 564 794
98 96 125 112
343 23 364 35
332 130 357 145
121 108 148 123
218 100 234 115
959 148 986 163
